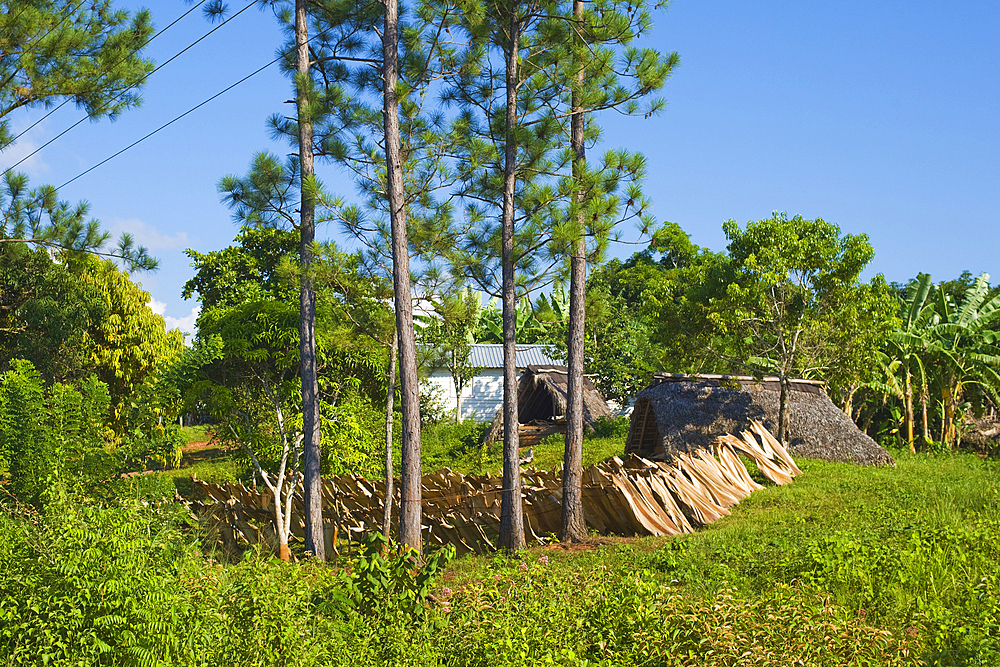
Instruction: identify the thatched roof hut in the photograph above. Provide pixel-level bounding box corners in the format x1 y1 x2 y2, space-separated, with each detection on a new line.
481 365 614 447
624 374 894 467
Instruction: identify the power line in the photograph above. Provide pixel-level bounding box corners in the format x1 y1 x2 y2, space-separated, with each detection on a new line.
56 55 282 191
54 17 353 191
2 0 257 178
4 0 209 149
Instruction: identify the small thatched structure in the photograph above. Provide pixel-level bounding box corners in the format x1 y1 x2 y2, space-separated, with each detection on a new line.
481 365 614 447
624 374 894 467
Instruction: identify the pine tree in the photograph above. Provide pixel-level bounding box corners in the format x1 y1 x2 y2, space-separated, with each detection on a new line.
445 0 570 551
0 0 153 150
1 0 156 269
295 0 470 552
550 0 677 543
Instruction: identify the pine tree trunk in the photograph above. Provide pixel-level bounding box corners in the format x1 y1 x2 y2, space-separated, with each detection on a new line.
384 0 422 553
498 10 525 552
561 0 587 544
383 329 397 540
296 0 324 561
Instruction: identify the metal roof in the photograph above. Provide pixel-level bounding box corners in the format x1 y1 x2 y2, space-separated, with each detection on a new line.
468 344 560 369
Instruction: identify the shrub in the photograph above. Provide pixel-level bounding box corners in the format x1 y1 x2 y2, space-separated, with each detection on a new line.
588 415 631 439
0 361 111 506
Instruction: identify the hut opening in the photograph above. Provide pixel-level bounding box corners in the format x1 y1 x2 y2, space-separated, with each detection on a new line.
624 374 894 467
481 365 614 447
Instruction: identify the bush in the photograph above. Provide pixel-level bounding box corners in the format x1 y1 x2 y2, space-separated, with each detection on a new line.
418 381 451 425
588 415 631 439
0 361 111 506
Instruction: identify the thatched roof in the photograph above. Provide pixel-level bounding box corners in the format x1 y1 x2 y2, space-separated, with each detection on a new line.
624 374 894 467
481 365 613 446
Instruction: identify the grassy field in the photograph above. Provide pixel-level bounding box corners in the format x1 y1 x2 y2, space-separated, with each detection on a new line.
177 424 212 445
422 449 999 665
117 421 1000 664
4 415 999 664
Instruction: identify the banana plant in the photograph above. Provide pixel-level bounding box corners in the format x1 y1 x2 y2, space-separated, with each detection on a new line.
886 273 936 450
924 273 1000 447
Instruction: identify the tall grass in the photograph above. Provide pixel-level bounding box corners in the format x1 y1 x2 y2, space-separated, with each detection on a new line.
3 435 998 665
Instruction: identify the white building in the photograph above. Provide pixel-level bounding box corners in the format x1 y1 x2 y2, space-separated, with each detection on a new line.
425 343 561 421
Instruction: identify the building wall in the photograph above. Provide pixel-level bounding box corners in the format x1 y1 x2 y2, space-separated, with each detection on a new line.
424 369 508 422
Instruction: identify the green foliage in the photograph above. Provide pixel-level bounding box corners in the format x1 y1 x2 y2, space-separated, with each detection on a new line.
0 360 110 506
1 448 998 665
416 419 491 471
80 259 185 433
417 380 451 426
418 287 483 421
864 271 1000 451
0 170 157 272
589 415 630 439
586 222 730 388
324 533 455 620
183 226 299 311
0 0 154 149
178 425 212 444
0 241 105 382
0 501 194 666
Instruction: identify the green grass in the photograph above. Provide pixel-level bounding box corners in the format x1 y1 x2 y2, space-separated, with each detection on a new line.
177 424 212 444
414 419 626 475
4 425 1000 664
436 449 1000 665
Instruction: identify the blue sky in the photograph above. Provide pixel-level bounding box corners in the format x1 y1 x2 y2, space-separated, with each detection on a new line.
2 0 997 337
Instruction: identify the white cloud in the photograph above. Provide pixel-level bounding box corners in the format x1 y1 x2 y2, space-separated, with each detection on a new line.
148 298 167 316
165 306 200 339
147 298 199 340
0 120 51 178
107 217 192 251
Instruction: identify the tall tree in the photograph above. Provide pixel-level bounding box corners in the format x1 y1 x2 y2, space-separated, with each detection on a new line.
294 0 325 561
382 0 424 552
445 0 571 552
551 0 674 543
293 0 470 552
79 258 184 432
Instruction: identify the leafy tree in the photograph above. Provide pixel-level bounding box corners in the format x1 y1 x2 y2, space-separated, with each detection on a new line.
0 242 104 381
182 226 299 311
709 212 885 445
184 229 389 473
194 301 305 560
1 249 177 432
79 259 184 433
586 222 729 380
